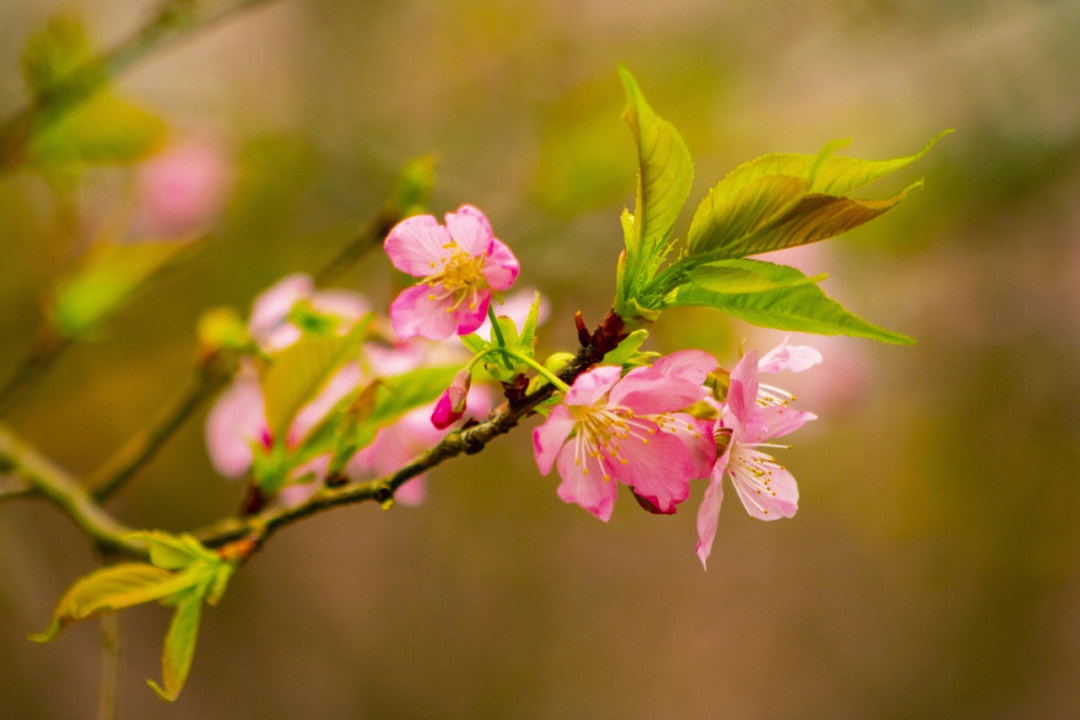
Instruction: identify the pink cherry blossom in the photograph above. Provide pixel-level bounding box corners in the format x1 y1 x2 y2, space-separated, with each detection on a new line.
385 205 519 339
695 344 818 569
532 351 716 521
136 140 233 237
431 368 473 430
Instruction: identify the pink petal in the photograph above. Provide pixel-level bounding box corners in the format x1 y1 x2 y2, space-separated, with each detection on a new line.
309 289 371 324
384 214 454 277
430 390 461 430
608 372 706 415
205 373 268 478
555 439 618 521
564 366 622 406
755 406 817 442
390 283 460 340
248 274 312 343
695 451 730 570
609 420 696 513
758 338 822 374
395 477 427 506
654 413 716 478
649 349 717 385
724 350 760 429
481 238 520 291
533 404 576 475
452 290 491 335
444 205 494 256
728 446 799 521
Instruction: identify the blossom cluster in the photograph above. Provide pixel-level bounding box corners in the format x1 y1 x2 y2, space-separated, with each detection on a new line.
206 203 821 568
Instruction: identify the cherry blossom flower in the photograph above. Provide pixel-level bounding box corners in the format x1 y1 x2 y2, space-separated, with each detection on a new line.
384 205 519 339
695 341 819 568
136 140 232 237
532 351 716 521
431 368 472 430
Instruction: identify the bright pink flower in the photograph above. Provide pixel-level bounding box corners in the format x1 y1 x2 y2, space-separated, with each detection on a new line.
533 351 716 521
695 344 818 568
385 205 519 339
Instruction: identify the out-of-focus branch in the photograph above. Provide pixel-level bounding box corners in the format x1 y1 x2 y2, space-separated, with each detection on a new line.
88 359 235 501
193 311 627 552
0 0 280 167
0 424 144 557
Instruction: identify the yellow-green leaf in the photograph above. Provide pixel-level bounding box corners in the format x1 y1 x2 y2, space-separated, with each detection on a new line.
685 259 824 294
148 589 203 702
30 92 166 167
21 15 96 98
261 326 367 438
127 531 218 571
50 239 193 339
618 65 693 276
687 174 807 255
670 258 913 344
30 563 179 641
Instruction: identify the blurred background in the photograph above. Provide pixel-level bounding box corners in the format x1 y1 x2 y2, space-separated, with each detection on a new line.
2 0 1078 717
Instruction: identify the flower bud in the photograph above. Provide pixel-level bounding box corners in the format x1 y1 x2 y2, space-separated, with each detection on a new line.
431 368 472 429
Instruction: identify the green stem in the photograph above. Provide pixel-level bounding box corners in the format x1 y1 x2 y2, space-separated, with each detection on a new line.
485 305 515 372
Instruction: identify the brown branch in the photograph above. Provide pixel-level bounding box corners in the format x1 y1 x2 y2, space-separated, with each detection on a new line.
193 310 627 551
0 424 144 556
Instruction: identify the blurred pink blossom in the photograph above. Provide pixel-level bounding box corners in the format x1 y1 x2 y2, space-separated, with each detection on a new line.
136 140 233 237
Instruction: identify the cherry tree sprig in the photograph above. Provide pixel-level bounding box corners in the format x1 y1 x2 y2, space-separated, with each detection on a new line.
7 64 947 705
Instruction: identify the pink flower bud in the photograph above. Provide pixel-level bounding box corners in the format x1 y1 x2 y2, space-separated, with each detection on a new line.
430 368 472 429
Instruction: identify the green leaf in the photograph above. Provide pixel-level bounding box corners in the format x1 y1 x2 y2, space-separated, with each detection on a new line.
618 65 694 287
29 563 182 641
30 92 166 167
685 132 949 258
669 259 914 343
686 259 825 294
369 365 461 426
601 329 650 366
687 174 807 255
148 588 203 702
126 531 218 571
261 324 367 438
50 240 193 339
21 15 96 98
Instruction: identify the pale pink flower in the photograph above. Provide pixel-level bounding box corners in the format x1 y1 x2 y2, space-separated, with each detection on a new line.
695 343 819 568
532 351 716 521
347 386 494 505
247 274 370 353
137 140 232 237
385 205 519 339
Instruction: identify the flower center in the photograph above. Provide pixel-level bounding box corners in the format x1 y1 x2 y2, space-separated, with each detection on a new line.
567 401 656 479
424 243 489 312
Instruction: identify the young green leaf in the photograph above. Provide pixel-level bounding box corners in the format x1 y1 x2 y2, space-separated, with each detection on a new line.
685 132 949 258
261 324 368 438
29 564 184 642
20 15 96 99
617 65 694 298
30 92 166 167
669 259 913 343
128 531 218 571
49 240 194 339
148 588 204 702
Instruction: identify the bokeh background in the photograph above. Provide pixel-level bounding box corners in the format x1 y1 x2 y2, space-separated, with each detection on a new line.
2 1 1079 718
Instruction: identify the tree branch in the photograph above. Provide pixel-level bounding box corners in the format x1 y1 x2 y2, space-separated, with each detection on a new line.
0 424 144 557
193 311 625 551
88 360 234 501
1 0 280 168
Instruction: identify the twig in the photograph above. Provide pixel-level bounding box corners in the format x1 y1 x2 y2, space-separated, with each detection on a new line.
88 360 234 501
0 0 280 168
97 587 121 720
193 310 626 551
315 209 402 286
0 424 144 556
